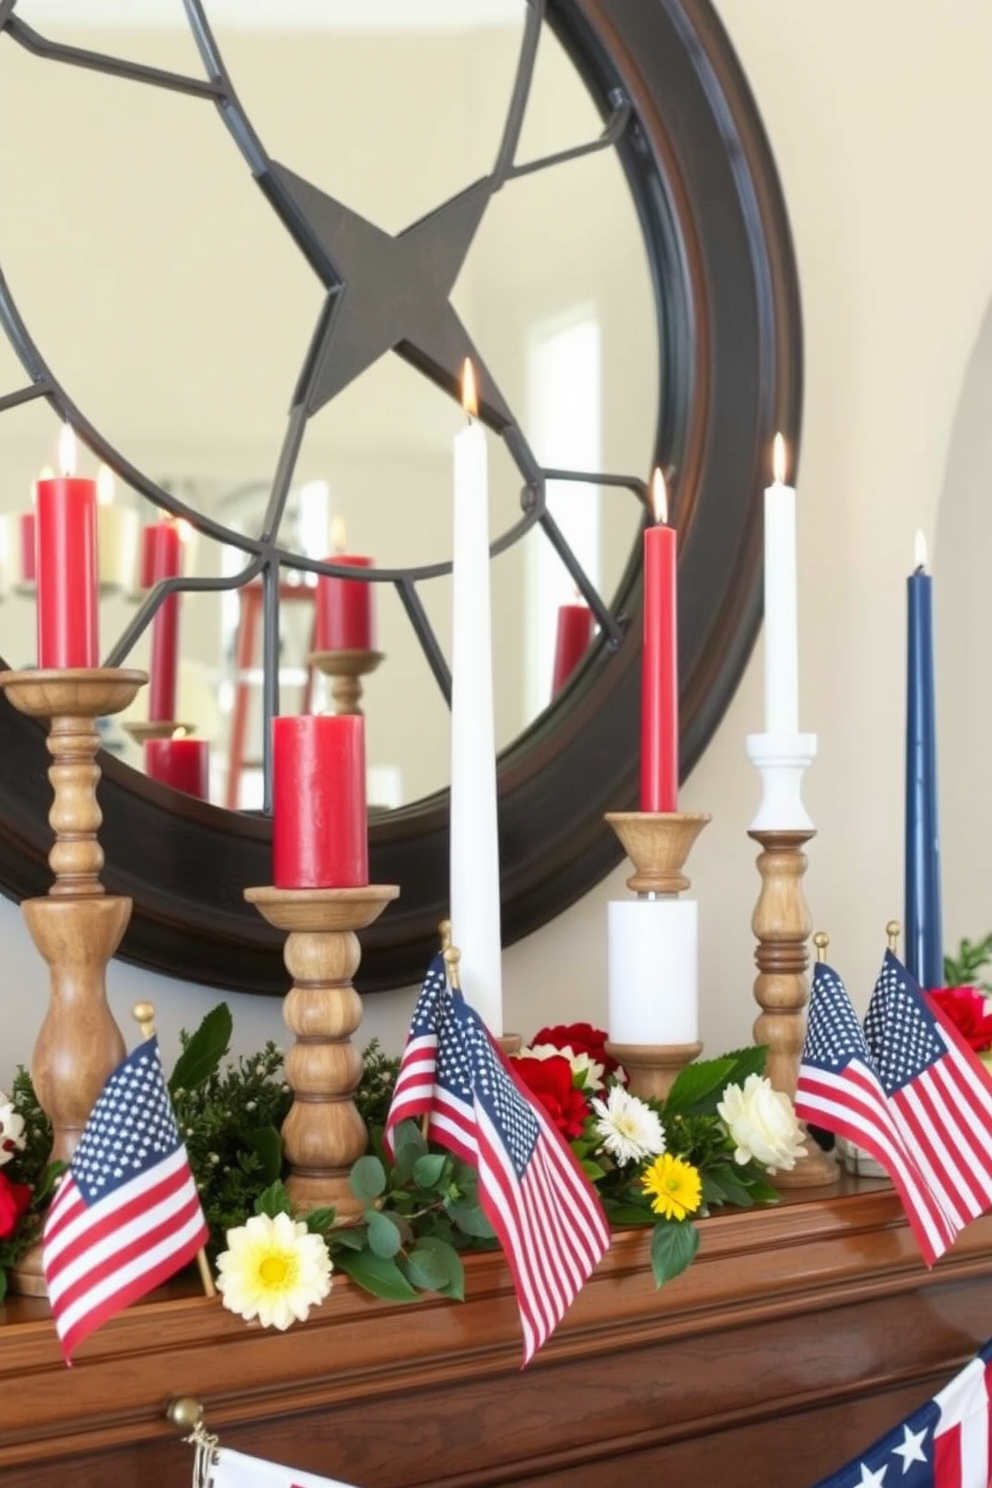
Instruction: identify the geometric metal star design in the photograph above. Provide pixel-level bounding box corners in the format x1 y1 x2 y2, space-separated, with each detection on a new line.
270 160 512 427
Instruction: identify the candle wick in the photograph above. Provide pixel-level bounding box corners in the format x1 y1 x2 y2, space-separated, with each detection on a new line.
914 563 927 576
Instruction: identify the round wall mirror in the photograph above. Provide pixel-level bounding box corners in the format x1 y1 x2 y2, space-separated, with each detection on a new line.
0 0 801 994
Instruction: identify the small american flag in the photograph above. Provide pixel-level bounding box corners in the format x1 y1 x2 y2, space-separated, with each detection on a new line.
385 954 611 1364
864 950 992 1231
811 1337 992 1486
42 1036 208 1363
795 959 960 1265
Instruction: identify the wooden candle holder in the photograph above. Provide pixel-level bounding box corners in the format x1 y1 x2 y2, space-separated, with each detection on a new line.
0 666 147 1294
244 883 399 1221
748 827 838 1187
603 810 711 1099
124 719 194 744
309 649 384 717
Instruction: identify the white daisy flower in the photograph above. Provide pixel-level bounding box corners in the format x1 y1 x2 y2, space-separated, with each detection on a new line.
591 1085 666 1166
0 1095 26 1168
216 1212 333 1331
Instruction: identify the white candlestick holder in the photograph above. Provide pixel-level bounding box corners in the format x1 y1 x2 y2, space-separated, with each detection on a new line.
603 811 710 1101
746 731 817 832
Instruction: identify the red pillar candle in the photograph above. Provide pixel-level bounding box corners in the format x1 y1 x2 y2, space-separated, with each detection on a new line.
144 732 209 800
315 522 375 651
36 428 99 669
272 714 368 888
19 511 35 583
640 468 679 812
551 600 593 697
143 518 183 721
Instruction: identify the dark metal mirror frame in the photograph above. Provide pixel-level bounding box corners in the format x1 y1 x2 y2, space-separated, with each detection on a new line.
0 0 801 995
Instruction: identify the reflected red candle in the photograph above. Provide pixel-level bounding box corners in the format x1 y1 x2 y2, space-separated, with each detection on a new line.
272 715 367 888
641 470 678 812
36 432 98 668
144 520 183 721
316 554 375 651
144 734 209 800
19 512 35 583
551 601 593 697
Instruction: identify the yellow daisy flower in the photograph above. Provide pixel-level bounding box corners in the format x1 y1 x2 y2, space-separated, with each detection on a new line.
217 1211 332 1330
639 1152 702 1221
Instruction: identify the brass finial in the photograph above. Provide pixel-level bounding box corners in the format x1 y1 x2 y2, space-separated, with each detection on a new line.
132 1002 156 1039
443 942 462 991
166 1396 204 1433
812 931 829 963
886 920 901 952
438 919 452 951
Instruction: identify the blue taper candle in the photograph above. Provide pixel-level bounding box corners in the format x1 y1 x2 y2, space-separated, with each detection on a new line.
904 531 943 988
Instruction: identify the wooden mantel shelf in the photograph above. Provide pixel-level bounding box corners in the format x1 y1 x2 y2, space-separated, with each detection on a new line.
3 1177 992 1488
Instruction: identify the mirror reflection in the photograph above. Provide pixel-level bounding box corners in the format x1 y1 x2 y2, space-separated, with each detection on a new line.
0 0 657 810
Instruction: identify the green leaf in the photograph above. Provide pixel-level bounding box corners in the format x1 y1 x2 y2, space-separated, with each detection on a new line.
446 1201 496 1239
169 1003 233 1096
602 1200 654 1227
245 1126 283 1185
366 1208 404 1259
715 1046 769 1088
664 1058 736 1117
744 1177 782 1205
702 1165 753 1208
650 1217 700 1286
0 1267 7 1305
403 1239 465 1298
412 1153 448 1190
333 1249 421 1302
254 1180 293 1219
350 1155 387 1202
304 1207 336 1236
581 1158 608 1181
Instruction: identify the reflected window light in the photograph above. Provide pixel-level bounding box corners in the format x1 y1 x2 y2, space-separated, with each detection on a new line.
525 310 602 715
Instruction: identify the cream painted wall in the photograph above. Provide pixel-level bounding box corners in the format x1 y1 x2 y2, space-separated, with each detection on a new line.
3 0 992 1084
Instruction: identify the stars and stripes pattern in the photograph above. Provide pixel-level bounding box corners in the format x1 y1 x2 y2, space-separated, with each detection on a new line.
864 951 992 1231
42 1036 208 1363
811 1337 992 1486
795 960 960 1265
385 954 611 1364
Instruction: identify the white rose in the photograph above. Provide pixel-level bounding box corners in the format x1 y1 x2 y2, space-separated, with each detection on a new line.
0 1097 26 1168
717 1074 806 1174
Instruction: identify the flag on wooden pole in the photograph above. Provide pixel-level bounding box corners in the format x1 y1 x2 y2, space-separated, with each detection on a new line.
42 1036 208 1363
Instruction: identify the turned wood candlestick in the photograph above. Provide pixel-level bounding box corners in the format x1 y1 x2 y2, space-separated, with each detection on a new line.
603 811 710 1099
0 666 147 1295
124 719 194 744
309 649 383 716
748 826 838 1187
245 883 399 1221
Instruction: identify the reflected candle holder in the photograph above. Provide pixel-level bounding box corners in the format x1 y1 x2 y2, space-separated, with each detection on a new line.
245 883 399 1222
603 811 710 1102
0 665 147 1295
309 648 383 717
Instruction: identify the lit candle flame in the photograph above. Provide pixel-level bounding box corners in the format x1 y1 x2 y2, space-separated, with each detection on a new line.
171 726 188 741
772 432 787 485
175 517 193 546
914 529 927 571
58 424 77 479
650 467 668 525
330 514 347 554
97 464 114 507
461 358 479 420
37 465 54 484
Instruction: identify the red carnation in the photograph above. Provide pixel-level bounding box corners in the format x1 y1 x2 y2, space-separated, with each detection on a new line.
0 1169 31 1241
513 1054 591 1140
530 1022 621 1079
927 987 992 1053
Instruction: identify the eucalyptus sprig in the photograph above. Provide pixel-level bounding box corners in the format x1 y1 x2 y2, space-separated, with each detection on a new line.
944 933 992 994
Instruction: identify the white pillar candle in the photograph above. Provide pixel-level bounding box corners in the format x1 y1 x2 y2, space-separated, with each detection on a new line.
763 433 799 735
450 361 503 1035
608 897 698 1044
96 466 139 595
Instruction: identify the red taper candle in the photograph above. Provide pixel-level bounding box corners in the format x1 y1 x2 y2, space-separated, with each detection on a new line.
551 600 593 697
641 468 678 812
315 520 374 651
144 732 209 800
19 511 36 583
36 428 98 668
144 518 183 721
272 714 368 888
